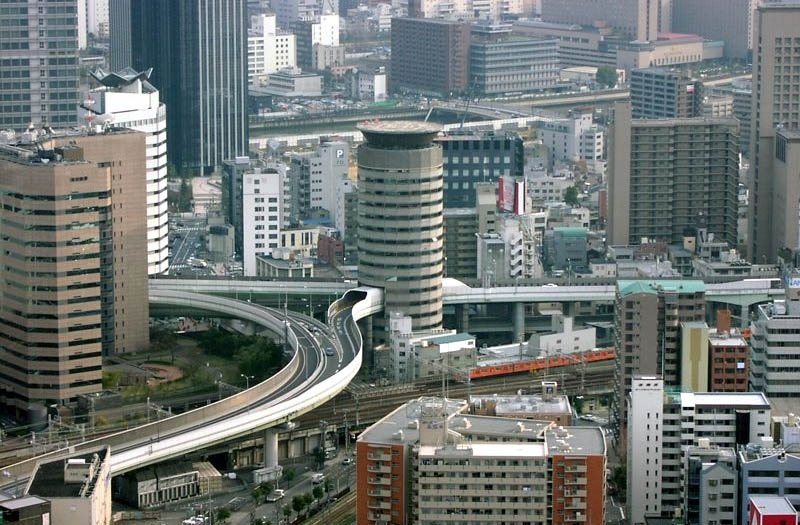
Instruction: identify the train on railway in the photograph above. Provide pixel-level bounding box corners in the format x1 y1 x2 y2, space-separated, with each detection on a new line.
469 348 616 380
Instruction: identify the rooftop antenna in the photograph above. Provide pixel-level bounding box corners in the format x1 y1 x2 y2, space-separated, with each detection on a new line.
82 95 96 128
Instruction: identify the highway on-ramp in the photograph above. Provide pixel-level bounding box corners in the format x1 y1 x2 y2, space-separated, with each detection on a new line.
0 287 382 489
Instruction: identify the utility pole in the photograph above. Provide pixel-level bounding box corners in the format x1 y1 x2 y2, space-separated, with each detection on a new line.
343 410 350 455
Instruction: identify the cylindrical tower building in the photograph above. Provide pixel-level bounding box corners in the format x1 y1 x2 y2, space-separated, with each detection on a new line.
357 121 444 334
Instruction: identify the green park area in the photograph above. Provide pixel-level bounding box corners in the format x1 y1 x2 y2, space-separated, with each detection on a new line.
91 327 285 431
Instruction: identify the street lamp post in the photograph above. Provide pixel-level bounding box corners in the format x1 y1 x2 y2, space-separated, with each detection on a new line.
240 374 255 389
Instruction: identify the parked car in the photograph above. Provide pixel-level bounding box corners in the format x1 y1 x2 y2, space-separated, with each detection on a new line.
266 489 285 502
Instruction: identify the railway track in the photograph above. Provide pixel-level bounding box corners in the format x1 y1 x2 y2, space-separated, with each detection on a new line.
302 490 356 525
294 361 614 431
0 356 613 467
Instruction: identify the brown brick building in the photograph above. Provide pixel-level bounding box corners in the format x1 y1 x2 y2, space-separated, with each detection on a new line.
390 18 471 96
0 130 149 419
708 328 749 392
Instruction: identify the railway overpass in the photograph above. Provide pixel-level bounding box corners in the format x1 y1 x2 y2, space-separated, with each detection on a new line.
151 276 781 344
0 287 382 488
151 276 782 310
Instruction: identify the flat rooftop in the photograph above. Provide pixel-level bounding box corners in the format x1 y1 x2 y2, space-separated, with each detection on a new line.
681 391 770 409
358 120 441 135
471 393 571 415
618 279 705 297
358 120 442 147
450 413 554 439
419 442 548 459
359 397 469 445
361 396 571 447
425 333 474 345
708 329 747 347
687 445 737 460
749 495 798 514
0 495 48 510
28 449 108 499
682 321 708 329
545 426 606 455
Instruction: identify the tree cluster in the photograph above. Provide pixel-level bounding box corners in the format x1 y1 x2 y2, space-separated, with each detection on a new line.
193 330 283 381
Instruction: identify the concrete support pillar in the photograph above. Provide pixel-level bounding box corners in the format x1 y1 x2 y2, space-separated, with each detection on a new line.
264 429 279 469
361 315 374 372
513 302 525 343
563 301 576 318
456 304 470 333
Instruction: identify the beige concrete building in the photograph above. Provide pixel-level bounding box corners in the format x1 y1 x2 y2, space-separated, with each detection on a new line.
608 103 739 247
771 130 800 255
0 131 148 419
749 2 800 262
615 33 722 71
702 93 735 118
680 321 710 392
612 280 706 437
540 0 659 41
27 447 111 525
357 122 444 334
70 132 150 357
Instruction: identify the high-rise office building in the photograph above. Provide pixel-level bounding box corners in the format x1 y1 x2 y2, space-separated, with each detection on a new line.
223 156 288 272
86 68 169 275
627 379 770 524
248 14 296 86
0 0 80 130
79 0 110 46
540 0 659 41
539 108 605 164
672 0 757 59
242 165 285 276
630 68 703 119
608 102 739 247
110 0 248 173
469 24 560 95
437 130 524 208
357 121 444 335
292 14 341 71
0 130 149 419
272 0 326 29
748 2 800 263
612 279 706 437
750 286 800 397
390 18 471 96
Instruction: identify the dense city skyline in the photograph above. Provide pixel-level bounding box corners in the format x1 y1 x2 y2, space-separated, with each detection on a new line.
2 0 800 524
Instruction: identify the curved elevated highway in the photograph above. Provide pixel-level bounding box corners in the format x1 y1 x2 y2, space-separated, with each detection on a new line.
0 287 383 486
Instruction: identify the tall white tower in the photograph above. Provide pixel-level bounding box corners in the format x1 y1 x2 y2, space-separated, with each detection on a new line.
87 68 170 274
627 376 664 525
